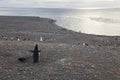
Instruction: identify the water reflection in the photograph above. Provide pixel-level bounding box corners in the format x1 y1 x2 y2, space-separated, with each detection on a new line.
56 9 120 36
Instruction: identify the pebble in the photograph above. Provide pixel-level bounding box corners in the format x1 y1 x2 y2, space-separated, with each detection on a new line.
91 65 95 68
8 69 12 72
94 75 97 77
30 72 33 74
8 76 11 78
17 72 21 75
10 37 14 40
23 71 26 74
22 76 26 79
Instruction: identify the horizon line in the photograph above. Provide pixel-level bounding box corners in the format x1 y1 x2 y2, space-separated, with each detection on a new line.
0 7 120 10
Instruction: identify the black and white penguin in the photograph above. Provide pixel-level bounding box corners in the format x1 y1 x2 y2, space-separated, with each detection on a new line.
30 44 41 63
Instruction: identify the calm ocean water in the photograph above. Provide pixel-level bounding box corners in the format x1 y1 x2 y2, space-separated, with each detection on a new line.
0 8 120 36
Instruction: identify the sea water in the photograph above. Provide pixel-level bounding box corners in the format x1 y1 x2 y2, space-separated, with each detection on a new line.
0 8 120 36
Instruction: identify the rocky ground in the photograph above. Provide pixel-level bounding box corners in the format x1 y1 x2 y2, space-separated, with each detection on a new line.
0 16 119 80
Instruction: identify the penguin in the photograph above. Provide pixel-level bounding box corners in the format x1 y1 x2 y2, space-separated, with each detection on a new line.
29 44 41 63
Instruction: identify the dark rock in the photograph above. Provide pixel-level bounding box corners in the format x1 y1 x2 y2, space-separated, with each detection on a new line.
18 57 26 63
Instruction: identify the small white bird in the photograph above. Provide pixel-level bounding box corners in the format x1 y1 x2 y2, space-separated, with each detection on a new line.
83 43 88 46
40 36 43 41
17 38 20 41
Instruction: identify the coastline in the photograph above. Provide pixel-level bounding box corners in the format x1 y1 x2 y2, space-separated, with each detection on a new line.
0 16 119 80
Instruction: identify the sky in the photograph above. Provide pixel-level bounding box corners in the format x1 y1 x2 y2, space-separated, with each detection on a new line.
0 0 119 9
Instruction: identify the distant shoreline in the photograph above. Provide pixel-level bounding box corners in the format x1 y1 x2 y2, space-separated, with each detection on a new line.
0 15 119 37
0 8 120 36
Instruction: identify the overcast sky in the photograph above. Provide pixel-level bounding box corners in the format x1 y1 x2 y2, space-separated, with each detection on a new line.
0 0 119 8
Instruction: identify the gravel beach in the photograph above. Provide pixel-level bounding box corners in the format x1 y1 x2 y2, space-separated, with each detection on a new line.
0 16 119 80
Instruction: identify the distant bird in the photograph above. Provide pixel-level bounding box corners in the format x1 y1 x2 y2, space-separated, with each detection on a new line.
29 44 41 63
83 43 88 46
40 36 44 41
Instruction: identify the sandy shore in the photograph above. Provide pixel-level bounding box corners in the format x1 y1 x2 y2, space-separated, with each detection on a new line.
0 16 119 80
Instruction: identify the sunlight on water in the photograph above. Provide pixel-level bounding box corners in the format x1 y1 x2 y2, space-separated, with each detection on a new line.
55 9 120 36
0 8 120 36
